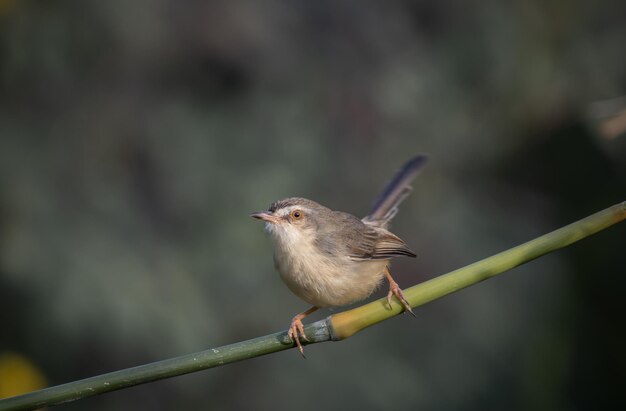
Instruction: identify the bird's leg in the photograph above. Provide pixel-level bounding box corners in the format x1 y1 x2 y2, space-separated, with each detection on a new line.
288 306 318 356
384 266 415 316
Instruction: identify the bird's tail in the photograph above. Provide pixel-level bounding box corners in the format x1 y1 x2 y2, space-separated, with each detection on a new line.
362 154 427 228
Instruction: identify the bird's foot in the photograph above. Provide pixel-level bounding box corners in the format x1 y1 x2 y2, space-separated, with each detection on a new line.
386 277 415 317
288 316 309 357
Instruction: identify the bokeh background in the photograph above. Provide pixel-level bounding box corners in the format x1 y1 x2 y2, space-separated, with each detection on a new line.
1 1 625 410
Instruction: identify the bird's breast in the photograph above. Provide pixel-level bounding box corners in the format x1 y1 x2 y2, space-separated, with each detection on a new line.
271 233 388 308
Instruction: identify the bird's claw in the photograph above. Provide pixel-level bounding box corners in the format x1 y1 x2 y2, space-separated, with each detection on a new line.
288 318 309 357
387 281 415 317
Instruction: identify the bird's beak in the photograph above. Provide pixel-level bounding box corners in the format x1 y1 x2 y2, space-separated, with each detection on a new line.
250 211 280 223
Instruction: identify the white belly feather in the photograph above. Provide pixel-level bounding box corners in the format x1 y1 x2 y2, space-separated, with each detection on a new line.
269 223 388 308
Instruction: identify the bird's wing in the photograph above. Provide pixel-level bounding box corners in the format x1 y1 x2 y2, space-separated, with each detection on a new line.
347 227 416 260
371 230 416 258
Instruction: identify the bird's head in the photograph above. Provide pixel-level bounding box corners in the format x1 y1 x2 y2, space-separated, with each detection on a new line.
251 197 329 244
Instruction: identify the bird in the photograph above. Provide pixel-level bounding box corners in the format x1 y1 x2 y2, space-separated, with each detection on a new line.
251 155 427 355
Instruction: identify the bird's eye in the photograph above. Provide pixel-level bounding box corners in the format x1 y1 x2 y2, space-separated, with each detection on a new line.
290 210 303 220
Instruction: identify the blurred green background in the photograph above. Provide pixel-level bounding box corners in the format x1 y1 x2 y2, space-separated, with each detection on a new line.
1 0 625 410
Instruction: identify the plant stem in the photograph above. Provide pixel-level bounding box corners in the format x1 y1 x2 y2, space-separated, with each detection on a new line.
329 201 625 339
0 201 623 411
0 322 331 411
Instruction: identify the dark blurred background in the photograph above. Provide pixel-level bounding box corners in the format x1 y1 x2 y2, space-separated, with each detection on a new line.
1 0 625 410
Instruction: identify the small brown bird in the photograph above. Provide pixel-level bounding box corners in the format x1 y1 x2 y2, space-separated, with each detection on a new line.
252 155 426 355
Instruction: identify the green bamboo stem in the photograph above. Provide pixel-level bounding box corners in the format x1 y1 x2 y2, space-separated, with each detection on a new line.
0 201 623 411
330 201 626 339
0 324 332 411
